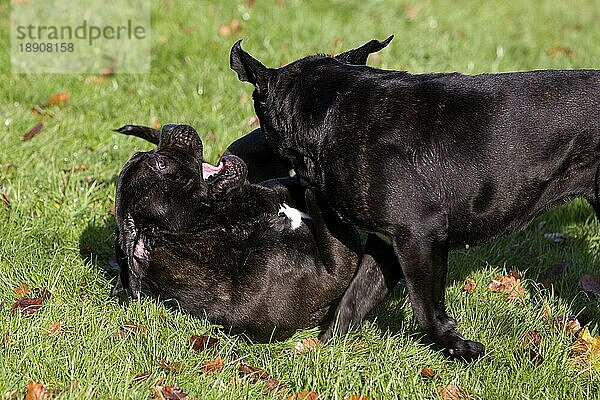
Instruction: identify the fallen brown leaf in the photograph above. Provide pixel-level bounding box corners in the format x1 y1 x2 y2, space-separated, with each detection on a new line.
263 378 288 395
546 46 574 57
344 395 371 400
189 335 219 352
554 315 581 335
570 326 600 359
462 278 476 294
1 192 10 206
519 330 543 365
293 337 322 354
421 366 436 379
200 355 223 375
289 390 319 400
22 123 44 141
404 4 419 21
151 116 160 129
44 92 71 106
436 384 471 399
154 383 188 400
25 381 49 400
488 271 526 303
33 288 52 301
11 297 43 316
217 19 243 37
47 321 62 335
158 359 182 373
580 274 600 297
238 360 269 383
132 371 152 384
13 284 30 298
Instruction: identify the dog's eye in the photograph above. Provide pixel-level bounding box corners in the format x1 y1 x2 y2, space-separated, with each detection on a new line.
156 158 166 170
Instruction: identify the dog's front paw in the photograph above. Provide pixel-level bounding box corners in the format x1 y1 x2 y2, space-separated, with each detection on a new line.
445 338 485 362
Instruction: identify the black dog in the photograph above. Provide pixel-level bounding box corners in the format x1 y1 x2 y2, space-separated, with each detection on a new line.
113 123 384 341
230 36 600 359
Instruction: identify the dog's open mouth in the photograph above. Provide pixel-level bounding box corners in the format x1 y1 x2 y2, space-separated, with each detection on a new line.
202 162 223 182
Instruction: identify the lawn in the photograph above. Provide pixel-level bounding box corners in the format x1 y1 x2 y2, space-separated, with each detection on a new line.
1 0 599 398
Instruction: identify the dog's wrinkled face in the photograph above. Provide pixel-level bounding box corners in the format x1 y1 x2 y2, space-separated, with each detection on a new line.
115 124 247 231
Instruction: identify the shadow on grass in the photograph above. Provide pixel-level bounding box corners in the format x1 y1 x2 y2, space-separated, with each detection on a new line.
78 216 120 281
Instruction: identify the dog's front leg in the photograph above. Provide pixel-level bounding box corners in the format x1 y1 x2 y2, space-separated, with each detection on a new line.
393 213 484 361
320 234 402 342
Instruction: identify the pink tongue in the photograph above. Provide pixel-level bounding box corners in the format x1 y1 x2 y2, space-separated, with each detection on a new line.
202 162 223 179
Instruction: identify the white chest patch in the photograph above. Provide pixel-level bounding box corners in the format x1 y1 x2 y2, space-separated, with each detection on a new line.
278 203 309 230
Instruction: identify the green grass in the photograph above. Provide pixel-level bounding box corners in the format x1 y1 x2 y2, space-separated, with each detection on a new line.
1 0 600 398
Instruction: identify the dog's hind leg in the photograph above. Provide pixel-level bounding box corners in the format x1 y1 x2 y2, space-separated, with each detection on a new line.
320 234 402 342
391 211 485 361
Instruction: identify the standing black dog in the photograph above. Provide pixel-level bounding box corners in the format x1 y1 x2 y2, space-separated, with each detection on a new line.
230 36 600 359
113 123 391 341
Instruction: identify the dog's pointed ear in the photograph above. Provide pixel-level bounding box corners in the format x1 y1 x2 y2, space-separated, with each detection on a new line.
230 40 270 90
335 35 394 65
114 125 160 145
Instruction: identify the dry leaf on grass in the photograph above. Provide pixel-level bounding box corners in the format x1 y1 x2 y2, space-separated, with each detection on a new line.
436 384 471 399
293 338 322 354
189 335 219 352
570 326 600 370
132 371 152 384
519 330 544 365
288 390 319 400
200 355 223 375
404 4 419 21
153 383 188 400
47 321 62 335
546 46 574 57
462 278 476 294
488 270 526 303
158 359 182 373
580 274 600 297
22 123 44 141
25 381 50 400
1 192 10 206
13 284 30 298
151 116 160 129
344 395 371 400
217 19 242 37
238 360 270 382
421 366 436 379
553 315 581 336
263 378 288 395
11 297 44 316
44 92 71 107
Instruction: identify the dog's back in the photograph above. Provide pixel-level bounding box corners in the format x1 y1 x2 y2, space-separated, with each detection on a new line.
290 62 600 245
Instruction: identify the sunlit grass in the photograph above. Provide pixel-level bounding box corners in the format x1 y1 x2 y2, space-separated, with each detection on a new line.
1 0 599 398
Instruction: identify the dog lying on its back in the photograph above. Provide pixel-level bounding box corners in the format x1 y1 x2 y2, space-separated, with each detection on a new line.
113 123 387 341
231 36 600 359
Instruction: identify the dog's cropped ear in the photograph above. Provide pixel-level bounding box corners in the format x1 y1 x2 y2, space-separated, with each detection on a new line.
335 35 394 65
116 215 149 297
114 125 160 145
230 40 271 92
